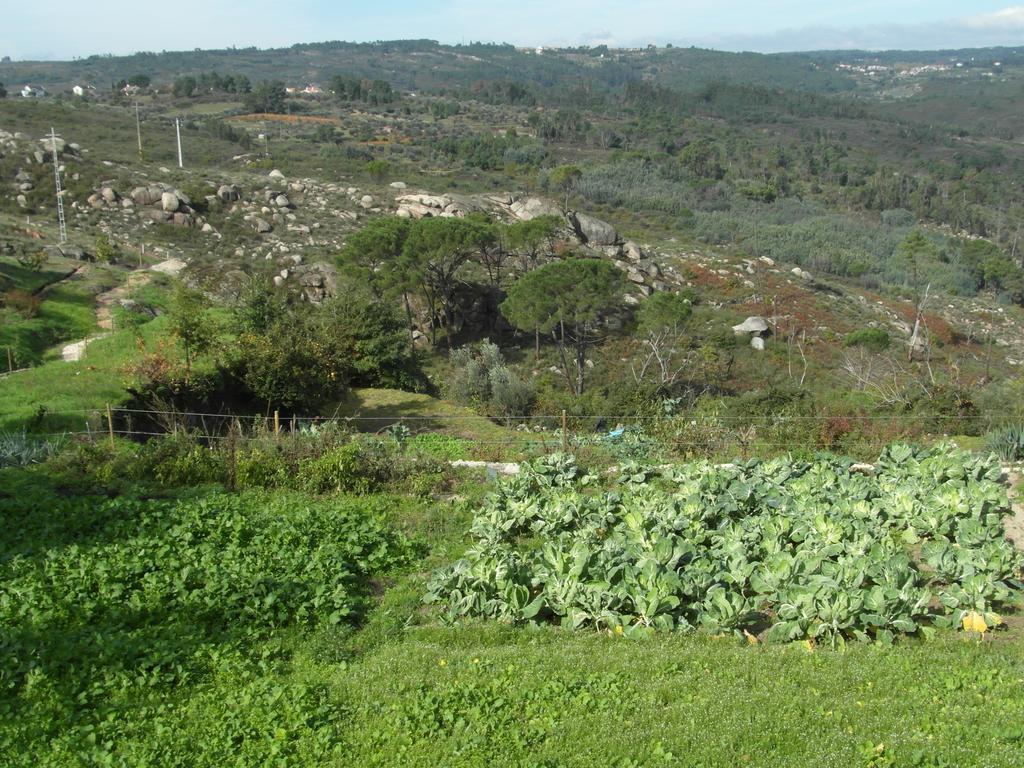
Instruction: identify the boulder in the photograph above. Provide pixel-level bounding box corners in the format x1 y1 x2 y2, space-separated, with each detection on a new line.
216 184 240 203
637 259 661 278
443 195 486 217
40 136 65 155
732 316 769 335
100 186 118 204
569 212 621 246
253 218 272 233
274 194 291 208
397 193 447 209
510 196 562 221
623 241 644 261
44 244 90 261
16 195 27 208
751 336 765 351
171 212 194 227
389 181 407 189
160 191 180 212
268 169 285 180
509 196 561 221
131 186 163 206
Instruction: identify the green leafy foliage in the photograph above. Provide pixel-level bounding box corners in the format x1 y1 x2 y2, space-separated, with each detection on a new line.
985 423 1024 461
448 339 535 420
0 432 64 468
427 446 1023 645
0 483 411 765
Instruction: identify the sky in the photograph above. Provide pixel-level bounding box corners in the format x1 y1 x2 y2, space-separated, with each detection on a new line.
2 1 1024 60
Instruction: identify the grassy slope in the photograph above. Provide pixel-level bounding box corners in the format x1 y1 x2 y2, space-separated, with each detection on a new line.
0 317 166 432
335 387 514 439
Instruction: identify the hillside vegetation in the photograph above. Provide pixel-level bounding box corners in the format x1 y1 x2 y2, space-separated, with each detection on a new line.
2 37 1024 767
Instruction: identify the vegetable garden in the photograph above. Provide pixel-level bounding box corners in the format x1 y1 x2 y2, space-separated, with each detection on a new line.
428 445 1024 646
0 482 412 765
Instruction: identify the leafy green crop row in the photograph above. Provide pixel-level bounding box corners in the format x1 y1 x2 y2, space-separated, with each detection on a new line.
427 446 1024 645
0 482 412 765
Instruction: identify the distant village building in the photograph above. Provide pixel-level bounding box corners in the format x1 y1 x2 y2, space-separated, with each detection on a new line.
122 83 141 96
20 84 46 98
72 85 85 97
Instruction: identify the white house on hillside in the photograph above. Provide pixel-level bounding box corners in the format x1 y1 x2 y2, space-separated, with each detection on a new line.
21 84 46 98
72 85 85 97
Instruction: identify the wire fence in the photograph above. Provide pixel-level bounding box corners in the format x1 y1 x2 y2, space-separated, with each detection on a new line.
7 403 999 459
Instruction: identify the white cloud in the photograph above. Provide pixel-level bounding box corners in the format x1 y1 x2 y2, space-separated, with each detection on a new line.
963 5 1024 29
687 5 1024 52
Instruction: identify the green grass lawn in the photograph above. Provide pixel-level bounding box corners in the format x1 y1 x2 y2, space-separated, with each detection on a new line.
326 625 1024 767
332 387 552 459
0 283 97 367
0 317 166 432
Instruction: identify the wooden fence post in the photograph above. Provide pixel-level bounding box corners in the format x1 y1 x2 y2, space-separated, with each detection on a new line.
6 347 12 372
274 410 280 437
226 420 238 492
561 409 568 453
106 404 115 450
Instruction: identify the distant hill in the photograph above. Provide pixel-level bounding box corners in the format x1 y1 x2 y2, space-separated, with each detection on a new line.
1 40 857 95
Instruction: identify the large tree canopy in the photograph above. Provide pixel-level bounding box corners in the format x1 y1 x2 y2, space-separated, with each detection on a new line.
502 258 625 394
401 216 496 348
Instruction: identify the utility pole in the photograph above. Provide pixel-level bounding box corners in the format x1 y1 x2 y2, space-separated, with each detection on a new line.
50 127 67 244
175 118 183 168
135 102 143 158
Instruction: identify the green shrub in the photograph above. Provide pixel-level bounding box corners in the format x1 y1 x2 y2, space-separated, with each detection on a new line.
45 438 143 491
449 340 535 420
299 439 395 494
137 432 224 486
843 327 891 352
406 433 471 461
235 447 288 489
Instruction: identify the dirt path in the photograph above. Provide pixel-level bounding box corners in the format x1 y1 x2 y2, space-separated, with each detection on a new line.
1003 469 1024 551
61 258 185 363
